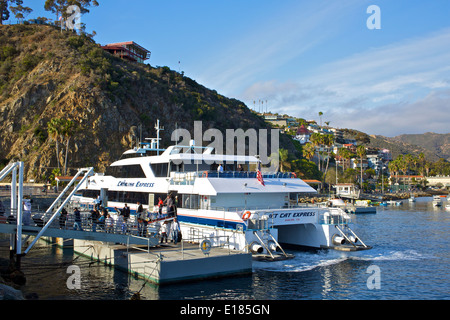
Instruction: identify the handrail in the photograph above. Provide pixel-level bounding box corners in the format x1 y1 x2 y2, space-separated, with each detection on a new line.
252 231 274 259
335 225 357 248
266 231 288 258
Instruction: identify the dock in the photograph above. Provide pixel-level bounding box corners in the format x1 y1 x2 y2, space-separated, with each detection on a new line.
0 162 252 285
75 240 252 285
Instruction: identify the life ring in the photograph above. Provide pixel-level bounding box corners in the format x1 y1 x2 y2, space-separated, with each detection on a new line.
291 172 297 178
202 171 208 178
242 211 252 221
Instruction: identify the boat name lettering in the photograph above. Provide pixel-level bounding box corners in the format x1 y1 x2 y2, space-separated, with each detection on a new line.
117 180 155 188
269 212 315 219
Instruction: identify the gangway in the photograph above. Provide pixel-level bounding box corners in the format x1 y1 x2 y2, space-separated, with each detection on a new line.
0 164 159 269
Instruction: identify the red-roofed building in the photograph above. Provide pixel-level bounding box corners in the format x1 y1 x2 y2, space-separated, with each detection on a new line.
294 124 311 144
101 41 151 64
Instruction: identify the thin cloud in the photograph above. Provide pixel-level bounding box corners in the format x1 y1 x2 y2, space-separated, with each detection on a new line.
196 1 360 96
240 27 450 135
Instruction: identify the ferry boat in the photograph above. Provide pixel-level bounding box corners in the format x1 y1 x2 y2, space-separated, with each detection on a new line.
72 122 370 258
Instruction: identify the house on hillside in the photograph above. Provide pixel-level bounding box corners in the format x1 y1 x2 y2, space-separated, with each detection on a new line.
101 41 151 64
293 124 311 144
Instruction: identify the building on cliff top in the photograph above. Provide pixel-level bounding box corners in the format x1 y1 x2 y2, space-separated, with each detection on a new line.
101 41 151 64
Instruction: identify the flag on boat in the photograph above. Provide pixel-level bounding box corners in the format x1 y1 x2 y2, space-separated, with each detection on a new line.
257 162 265 186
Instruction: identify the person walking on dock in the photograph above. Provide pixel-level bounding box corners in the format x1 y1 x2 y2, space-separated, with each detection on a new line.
105 214 114 233
59 207 68 229
73 207 83 231
171 218 181 243
160 221 168 243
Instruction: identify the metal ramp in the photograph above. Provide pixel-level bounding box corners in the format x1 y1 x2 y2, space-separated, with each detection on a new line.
0 163 159 269
0 223 159 247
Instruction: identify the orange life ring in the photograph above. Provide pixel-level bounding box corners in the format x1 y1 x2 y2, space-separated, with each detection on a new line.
202 171 209 178
242 211 252 221
291 172 297 178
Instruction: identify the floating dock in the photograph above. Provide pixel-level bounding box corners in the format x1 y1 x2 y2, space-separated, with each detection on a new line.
74 240 252 285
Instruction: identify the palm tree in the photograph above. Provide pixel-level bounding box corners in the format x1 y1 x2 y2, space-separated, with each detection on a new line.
278 148 289 172
356 145 366 189
309 132 322 171
302 143 315 161
61 119 75 175
389 160 399 185
418 153 425 176
322 134 335 180
47 118 63 170
270 148 290 172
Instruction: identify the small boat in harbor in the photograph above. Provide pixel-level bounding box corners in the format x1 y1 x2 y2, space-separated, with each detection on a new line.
387 200 402 206
432 195 443 207
326 198 377 214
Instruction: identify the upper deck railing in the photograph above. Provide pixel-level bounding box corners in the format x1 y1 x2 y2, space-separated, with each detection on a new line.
170 171 296 185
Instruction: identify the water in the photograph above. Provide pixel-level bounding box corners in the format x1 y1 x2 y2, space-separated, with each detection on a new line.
1 197 449 300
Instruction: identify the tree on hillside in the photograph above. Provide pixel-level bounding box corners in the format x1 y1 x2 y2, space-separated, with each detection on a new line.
270 148 290 172
388 159 399 184
47 118 75 174
47 118 63 171
9 1 32 23
309 132 322 171
44 0 98 26
302 143 315 161
0 0 22 24
61 119 75 175
356 145 366 189
322 134 335 181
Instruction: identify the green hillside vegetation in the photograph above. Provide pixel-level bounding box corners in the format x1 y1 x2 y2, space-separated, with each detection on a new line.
0 24 303 181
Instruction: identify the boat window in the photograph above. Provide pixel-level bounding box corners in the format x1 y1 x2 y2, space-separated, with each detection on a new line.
105 164 146 178
150 163 168 177
81 189 100 199
181 194 199 209
107 191 148 205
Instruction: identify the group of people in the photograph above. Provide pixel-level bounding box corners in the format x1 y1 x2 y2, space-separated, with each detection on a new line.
68 193 181 243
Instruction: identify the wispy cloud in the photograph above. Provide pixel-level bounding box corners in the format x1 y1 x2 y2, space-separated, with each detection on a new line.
240 27 450 135
195 1 360 96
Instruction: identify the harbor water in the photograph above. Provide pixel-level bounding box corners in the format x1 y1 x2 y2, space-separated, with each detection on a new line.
1 196 449 300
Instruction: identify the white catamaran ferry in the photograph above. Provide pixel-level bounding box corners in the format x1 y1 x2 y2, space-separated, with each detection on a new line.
72 123 370 259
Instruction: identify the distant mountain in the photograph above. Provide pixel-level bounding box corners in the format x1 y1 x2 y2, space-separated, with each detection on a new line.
388 133 450 162
341 129 448 162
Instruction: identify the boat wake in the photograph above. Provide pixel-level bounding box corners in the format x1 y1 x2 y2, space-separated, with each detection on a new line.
350 249 430 262
252 250 347 273
252 248 430 273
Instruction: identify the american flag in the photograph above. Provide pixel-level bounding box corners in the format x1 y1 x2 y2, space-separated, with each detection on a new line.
257 162 265 186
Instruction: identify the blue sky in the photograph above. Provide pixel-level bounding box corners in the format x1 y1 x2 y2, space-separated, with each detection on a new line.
20 1 450 136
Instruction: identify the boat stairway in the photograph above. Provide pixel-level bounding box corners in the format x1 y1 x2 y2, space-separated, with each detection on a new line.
330 225 372 251
251 230 294 262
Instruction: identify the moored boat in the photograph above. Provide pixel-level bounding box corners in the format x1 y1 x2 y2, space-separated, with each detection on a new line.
71 122 371 257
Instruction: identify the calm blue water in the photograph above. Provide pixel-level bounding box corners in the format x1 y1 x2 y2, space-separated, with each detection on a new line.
1 197 449 300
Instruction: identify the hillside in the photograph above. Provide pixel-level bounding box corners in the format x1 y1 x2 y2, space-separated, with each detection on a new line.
340 129 445 162
388 133 450 162
0 24 294 181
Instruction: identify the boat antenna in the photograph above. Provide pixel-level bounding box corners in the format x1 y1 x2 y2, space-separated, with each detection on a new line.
155 120 164 155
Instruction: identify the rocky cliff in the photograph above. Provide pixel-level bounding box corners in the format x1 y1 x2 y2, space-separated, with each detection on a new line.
0 24 289 181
